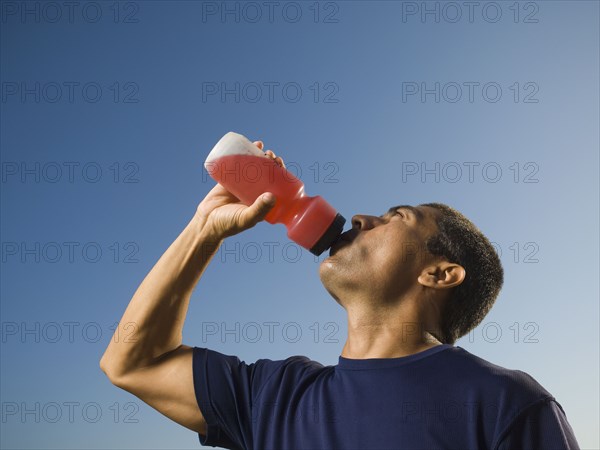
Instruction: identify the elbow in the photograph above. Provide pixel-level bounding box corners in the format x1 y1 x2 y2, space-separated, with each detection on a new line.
99 355 111 378
99 354 127 388
99 354 115 381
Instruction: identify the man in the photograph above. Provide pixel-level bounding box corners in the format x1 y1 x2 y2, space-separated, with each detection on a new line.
100 141 580 449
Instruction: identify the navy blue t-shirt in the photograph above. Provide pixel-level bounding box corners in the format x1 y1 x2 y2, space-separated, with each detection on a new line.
192 344 579 450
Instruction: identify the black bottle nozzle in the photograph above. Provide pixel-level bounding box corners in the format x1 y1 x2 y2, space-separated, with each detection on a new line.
309 213 346 256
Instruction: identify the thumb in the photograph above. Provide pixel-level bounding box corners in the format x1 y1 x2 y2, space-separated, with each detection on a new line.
238 192 276 229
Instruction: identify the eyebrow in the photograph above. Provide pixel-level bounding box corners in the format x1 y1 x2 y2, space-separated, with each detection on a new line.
382 205 423 222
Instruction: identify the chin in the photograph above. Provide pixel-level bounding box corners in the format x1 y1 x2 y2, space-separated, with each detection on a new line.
318 258 332 281
318 258 348 306
318 253 341 278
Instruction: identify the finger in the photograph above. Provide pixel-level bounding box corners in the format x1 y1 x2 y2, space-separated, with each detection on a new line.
238 193 276 229
264 150 285 168
275 156 286 169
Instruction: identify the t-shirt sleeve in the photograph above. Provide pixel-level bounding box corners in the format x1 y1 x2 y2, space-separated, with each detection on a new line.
495 397 580 450
191 347 285 449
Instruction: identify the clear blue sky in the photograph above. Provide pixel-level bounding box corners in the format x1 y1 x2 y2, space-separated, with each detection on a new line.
1 1 598 448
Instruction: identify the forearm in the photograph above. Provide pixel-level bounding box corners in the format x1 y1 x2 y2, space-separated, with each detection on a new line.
100 212 222 378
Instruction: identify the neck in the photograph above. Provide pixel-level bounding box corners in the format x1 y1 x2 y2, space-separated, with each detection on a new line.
340 299 443 359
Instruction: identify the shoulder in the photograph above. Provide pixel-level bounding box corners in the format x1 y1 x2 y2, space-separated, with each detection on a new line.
257 354 330 382
442 346 562 443
279 354 328 371
194 347 329 384
441 346 554 403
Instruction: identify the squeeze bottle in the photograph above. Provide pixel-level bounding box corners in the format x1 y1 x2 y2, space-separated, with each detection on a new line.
204 132 346 256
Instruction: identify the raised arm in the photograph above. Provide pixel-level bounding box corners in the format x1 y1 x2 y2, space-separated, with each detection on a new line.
99 141 279 434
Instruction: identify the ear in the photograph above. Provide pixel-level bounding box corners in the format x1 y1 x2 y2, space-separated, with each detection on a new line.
417 262 465 289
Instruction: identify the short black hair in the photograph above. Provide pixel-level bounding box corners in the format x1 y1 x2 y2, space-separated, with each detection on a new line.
419 203 504 345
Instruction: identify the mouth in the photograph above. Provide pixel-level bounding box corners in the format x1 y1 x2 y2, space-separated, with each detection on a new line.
339 229 358 242
328 230 356 256
328 241 344 256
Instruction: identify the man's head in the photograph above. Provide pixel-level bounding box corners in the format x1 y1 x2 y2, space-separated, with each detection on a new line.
319 202 503 345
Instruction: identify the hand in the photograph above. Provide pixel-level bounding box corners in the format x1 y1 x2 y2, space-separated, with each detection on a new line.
196 140 286 240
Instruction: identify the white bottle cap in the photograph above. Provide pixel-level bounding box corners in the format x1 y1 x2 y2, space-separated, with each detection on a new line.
204 132 265 171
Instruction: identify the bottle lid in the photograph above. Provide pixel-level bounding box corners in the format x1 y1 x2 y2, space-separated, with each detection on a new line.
205 132 264 171
309 213 346 256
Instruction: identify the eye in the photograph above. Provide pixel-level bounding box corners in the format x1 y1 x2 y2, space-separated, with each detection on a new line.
395 210 405 218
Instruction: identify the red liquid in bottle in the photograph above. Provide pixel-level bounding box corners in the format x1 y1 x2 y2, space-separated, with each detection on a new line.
204 133 345 255
207 154 340 251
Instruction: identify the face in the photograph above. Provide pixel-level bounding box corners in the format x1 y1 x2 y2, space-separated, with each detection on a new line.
319 204 442 306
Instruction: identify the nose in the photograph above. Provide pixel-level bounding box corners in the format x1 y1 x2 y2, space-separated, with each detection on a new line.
351 214 379 231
